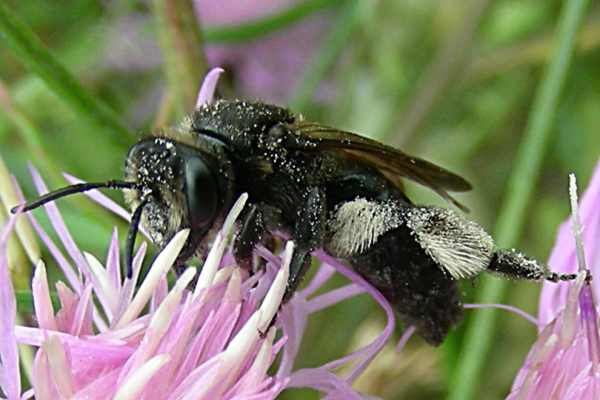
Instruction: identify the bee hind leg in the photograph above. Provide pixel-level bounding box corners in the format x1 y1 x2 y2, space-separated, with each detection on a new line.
487 249 579 282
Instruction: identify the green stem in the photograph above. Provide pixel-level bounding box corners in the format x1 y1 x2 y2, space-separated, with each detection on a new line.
448 0 590 399
203 0 344 44
154 0 208 116
289 0 362 111
16 290 59 314
0 3 130 146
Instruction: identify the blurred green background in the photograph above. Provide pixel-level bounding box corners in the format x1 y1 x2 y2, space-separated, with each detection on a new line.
0 0 598 399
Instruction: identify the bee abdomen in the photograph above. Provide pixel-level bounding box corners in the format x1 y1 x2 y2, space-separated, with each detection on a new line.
326 198 464 345
349 223 463 346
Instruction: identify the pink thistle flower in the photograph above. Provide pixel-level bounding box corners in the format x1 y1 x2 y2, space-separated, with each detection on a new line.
104 2 331 104
195 0 332 103
507 163 600 399
0 69 397 399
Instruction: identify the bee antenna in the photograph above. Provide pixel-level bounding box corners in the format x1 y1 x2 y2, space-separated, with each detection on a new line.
10 180 138 214
125 198 148 279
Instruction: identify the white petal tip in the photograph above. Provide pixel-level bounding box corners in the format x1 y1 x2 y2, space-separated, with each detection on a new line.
257 241 294 332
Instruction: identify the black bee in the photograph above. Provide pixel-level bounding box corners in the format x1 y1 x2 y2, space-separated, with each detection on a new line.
14 99 578 346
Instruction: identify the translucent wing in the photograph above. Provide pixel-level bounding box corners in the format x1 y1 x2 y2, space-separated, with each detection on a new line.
290 122 472 210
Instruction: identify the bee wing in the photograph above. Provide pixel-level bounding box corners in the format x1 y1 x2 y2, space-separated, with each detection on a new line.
290 122 472 211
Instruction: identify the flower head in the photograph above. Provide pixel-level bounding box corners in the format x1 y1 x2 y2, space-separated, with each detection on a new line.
195 0 331 103
508 163 600 399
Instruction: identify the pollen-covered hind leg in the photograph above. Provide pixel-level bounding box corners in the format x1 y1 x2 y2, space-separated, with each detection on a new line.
487 249 579 282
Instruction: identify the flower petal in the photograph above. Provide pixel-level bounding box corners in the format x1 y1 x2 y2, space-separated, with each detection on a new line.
106 228 121 291
0 213 21 399
539 160 600 324
118 267 196 383
29 166 91 284
44 336 75 398
32 260 57 331
115 229 189 328
84 252 118 319
195 67 224 108
194 193 248 295
113 354 170 400
0 158 40 264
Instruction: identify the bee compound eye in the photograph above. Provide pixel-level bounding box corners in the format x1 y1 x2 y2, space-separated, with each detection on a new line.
184 156 218 229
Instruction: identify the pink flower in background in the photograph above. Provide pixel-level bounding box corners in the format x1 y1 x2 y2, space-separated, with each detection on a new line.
105 1 330 103
195 0 331 103
0 68 394 399
507 163 600 399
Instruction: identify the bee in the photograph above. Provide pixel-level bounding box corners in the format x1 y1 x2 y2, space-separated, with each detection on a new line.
14 99 578 346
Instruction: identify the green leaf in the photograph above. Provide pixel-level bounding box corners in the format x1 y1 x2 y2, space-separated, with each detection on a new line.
447 0 591 399
16 289 59 314
0 3 131 147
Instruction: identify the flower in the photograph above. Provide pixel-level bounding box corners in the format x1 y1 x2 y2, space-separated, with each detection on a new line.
0 68 395 399
507 163 600 399
194 0 331 103
103 1 331 104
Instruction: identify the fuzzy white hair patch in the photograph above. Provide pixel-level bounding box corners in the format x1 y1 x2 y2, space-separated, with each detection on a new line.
329 198 402 257
404 207 494 279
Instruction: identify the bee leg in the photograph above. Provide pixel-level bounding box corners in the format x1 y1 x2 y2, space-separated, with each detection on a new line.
261 247 314 335
260 187 326 334
283 187 327 303
233 203 265 273
487 249 580 282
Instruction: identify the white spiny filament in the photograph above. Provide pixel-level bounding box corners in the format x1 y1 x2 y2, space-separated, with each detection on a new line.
569 173 587 272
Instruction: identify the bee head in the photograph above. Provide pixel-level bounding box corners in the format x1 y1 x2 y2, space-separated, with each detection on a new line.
124 137 226 268
12 134 231 280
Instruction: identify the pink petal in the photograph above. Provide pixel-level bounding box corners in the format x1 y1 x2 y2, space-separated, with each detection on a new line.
70 285 94 337
276 295 308 378
54 282 78 332
114 243 147 323
172 310 218 388
71 368 120 400
29 166 92 284
539 160 600 324
313 251 395 383
32 348 60 400
0 214 22 400
300 263 336 298
44 336 75 398
32 261 57 331
106 228 121 291
287 368 363 400
306 283 364 313
150 275 168 313
14 183 82 294
195 67 224 108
